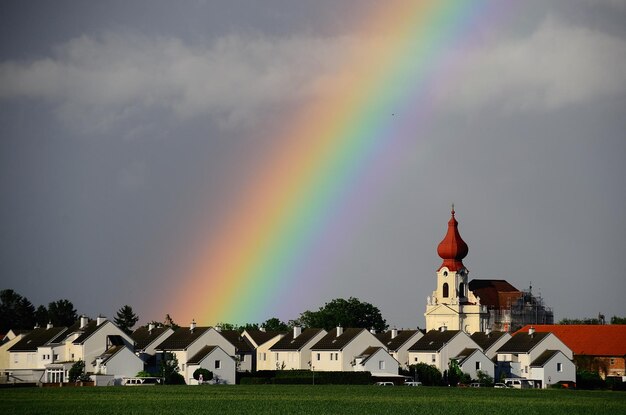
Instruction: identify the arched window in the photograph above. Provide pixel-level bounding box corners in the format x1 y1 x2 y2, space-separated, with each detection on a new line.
459 283 465 297
443 283 449 298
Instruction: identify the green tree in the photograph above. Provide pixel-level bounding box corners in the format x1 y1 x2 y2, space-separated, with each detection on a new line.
34 305 49 327
48 299 77 327
0 289 36 331
160 353 185 384
114 305 139 334
162 314 179 329
611 316 626 325
403 363 442 386
476 370 494 386
295 297 387 332
69 360 86 382
262 317 289 331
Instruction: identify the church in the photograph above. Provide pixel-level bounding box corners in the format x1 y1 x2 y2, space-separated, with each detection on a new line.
424 207 553 333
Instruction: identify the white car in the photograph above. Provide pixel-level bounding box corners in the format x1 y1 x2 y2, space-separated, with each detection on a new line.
405 381 422 386
375 381 394 386
493 383 508 388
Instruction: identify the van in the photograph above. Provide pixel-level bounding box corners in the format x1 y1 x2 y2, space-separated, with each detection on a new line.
504 379 533 389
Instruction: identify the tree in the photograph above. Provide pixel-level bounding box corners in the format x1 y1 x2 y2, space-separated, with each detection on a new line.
611 316 626 325
114 305 139 334
295 297 387 332
160 353 184 384
162 314 179 329
48 299 77 327
403 363 442 386
0 289 36 331
69 360 86 382
262 317 289 332
34 305 49 327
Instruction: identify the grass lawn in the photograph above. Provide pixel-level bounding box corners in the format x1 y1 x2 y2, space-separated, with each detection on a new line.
2 385 625 415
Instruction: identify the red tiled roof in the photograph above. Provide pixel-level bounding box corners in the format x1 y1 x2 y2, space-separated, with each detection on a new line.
468 280 521 309
516 325 626 356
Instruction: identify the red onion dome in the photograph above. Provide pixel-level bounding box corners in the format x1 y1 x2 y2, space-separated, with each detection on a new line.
437 206 468 271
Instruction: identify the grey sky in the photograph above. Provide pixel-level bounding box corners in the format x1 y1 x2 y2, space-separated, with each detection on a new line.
1 0 625 328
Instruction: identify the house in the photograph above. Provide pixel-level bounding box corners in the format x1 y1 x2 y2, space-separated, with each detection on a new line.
268 327 327 370
496 328 575 388
353 346 399 377
218 330 256 372
470 331 511 360
451 348 494 380
516 324 626 379
375 328 423 369
0 329 31 381
407 329 481 374
131 323 174 373
310 327 386 372
93 343 144 385
186 345 236 385
242 329 285 371
7 324 68 383
154 322 213 381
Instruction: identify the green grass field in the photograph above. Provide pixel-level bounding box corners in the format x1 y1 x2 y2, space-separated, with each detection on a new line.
2 385 625 415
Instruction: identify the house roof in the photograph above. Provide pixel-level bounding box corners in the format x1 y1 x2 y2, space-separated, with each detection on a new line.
94 345 125 365
72 320 111 344
155 326 210 351
8 327 67 352
470 331 508 350
467 279 521 310
243 329 284 347
311 328 366 351
516 325 626 356
270 328 324 351
220 330 254 353
131 326 171 349
375 330 420 351
187 345 218 364
407 330 461 352
357 346 385 365
454 348 480 366
50 321 80 343
530 350 561 367
496 331 551 353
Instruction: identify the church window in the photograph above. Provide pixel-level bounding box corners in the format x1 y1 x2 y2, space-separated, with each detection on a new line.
443 283 449 298
459 283 464 297
443 271 448 277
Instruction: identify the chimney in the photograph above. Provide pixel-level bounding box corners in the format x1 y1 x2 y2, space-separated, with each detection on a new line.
148 323 155 333
80 315 89 329
293 326 302 339
528 326 535 336
190 319 196 332
34 323 40 329
440 325 447 332
259 326 266 332
391 327 398 339
336 325 343 337
485 328 491 336
96 315 106 326
370 328 376 334
46 322 53 330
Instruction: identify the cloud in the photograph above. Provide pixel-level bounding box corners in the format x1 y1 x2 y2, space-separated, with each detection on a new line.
0 33 352 133
433 16 626 113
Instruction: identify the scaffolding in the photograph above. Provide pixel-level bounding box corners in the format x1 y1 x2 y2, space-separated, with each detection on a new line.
487 286 553 333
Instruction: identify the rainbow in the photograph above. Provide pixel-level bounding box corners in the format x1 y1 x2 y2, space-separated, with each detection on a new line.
165 0 509 325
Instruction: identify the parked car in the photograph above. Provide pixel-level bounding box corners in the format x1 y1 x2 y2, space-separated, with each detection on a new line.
469 383 482 388
493 383 508 388
405 381 422 386
375 381 394 386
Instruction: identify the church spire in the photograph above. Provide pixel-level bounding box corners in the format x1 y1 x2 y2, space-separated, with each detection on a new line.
437 205 468 271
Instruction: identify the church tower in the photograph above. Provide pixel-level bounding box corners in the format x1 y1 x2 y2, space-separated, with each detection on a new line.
424 206 488 333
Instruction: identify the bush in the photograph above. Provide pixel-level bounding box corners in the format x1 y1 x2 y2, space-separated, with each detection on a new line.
136 371 152 378
193 368 213 382
69 360 86 382
576 370 606 390
165 372 186 385
403 364 442 386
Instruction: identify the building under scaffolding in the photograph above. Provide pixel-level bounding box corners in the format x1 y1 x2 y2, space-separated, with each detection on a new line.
468 280 554 333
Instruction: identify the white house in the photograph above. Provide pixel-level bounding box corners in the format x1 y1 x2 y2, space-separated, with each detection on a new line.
407 329 481 374
93 345 144 385
218 330 256 372
452 348 495 380
470 331 511 360
7 325 68 383
0 329 30 380
268 327 327 370
375 328 423 370
131 324 174 373
496 328 575 388
242 329 285 371
186 345 236 385
310 327 386 372
353 346 399 376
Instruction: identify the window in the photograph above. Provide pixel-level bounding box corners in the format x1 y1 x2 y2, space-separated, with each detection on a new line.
275 353 279 361
525 366 528 374
330 353 334 361
431 354 436 363
335 353 338 361
459 283 465 297
53 354 58 361
610 358 615 365
215 360 221 369
414 357 418 362
443 283 449 298
557 363 563 372
443 271 448 277
476 361 481 370
379 361 385 370
317 353 320 361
